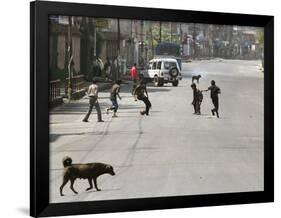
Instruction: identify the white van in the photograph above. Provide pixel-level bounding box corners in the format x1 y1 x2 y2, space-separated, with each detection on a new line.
141 57 182 87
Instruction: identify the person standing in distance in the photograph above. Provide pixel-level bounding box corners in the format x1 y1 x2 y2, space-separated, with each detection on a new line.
106 80 122 118
204 80 221 118
104 57 112 80
190 83 203 115
130 63 138 94
83 79 103 122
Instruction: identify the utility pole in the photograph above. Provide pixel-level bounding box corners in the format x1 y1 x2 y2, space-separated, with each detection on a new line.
93 18 97 58
131 20 133 38
140 20 144 66
67 16 73 103
193 23 197 58
180 23 183 56
117 18 120 56
133 20 139 66
170 22 173 42
117 18 121 79
180 23 182 43
150 22 154 57
159 21 162 43
130 20 133 66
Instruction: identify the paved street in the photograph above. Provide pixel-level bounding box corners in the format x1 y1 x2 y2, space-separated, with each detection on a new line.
50 59 264 203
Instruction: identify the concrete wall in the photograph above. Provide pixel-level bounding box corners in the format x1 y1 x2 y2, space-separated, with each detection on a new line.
72 35 81 72
57 34 66 70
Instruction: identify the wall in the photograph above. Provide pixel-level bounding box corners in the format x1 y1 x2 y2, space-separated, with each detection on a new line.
72 35 81 72
57 34 66 70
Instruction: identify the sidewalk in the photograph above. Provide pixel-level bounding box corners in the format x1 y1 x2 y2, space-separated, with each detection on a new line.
49 81 135 136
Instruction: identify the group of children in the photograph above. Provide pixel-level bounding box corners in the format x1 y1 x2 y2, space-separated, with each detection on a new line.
82 75 220 123
82 78 151 123
105 79 152 117
190 79 221 118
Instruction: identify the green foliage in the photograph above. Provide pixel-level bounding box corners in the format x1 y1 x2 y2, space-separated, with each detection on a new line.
49 64 78 81
96 31 104 57
84 18 105 57
151 24 178 45
256 28 264 44
49 67 66 81
146 24 180 59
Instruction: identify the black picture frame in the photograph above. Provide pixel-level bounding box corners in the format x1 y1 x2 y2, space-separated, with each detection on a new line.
30 1 274 217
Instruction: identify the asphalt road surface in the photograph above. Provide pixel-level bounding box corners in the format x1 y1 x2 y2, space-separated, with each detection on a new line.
49 59 264 203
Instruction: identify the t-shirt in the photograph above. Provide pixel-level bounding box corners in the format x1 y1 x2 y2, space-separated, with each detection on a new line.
110 84 120 99
130 66 138 80
193 88 203 102
208 85 221 98
134 85 146 98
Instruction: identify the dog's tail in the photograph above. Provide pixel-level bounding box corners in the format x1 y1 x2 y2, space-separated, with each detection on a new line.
62 156 72 167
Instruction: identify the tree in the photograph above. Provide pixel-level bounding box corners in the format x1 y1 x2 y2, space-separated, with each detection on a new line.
256 28 264 68
256 28 264 44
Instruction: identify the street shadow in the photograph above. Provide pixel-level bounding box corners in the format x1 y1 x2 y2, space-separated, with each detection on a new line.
146 87 171 93
117 115 143 118
50 112 88 115
51 124 155 143
50 102 109 114
50 133 85 142
54 148 94 152
50 134 61 142
86 188 121 193
118 82 173 94
17 207 29 216
50 106 161 122
115 110 143 114
117 110 162 114
50 131 105 142
150 110 162 113
50 131 112 142
119 105 143 109
195 114 220 119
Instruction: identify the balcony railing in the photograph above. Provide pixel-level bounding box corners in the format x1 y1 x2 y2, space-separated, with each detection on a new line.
49 79 61 102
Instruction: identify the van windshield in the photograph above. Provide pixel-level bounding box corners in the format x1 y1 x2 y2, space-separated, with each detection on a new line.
157 62 162 70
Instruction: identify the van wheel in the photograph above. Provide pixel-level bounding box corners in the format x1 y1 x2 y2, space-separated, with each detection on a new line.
153 76 159 87
158 81 164 87
169 67 179 78
154 76 164 87
172 79 179 87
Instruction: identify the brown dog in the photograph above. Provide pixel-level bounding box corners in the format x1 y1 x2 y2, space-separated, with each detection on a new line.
60 156 115 196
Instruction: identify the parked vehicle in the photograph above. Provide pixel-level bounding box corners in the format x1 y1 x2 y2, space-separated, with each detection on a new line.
140 57 182 87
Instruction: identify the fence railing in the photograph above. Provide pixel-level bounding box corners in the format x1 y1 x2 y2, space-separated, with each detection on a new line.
65 74 86 94
49 75 86 106
49 79 61 102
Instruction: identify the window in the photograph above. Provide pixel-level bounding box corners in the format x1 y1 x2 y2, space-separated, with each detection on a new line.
164 61 177 69
170 62 177 68
152 62 157 70
164 62 170 70
157 61 162 69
